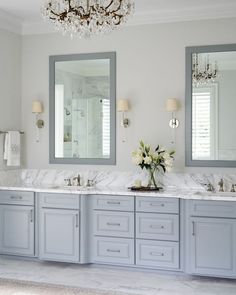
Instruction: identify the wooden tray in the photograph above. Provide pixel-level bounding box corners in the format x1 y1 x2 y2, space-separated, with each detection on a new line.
128 186 163 192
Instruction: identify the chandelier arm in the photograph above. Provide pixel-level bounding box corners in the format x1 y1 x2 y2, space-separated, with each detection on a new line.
110 0 123 13
105 0 114 10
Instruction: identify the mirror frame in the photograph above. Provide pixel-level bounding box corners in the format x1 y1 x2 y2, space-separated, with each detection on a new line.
49 52 116 165
185 43 236 167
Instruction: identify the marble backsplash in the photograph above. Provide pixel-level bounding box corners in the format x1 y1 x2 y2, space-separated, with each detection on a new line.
0 169 236 192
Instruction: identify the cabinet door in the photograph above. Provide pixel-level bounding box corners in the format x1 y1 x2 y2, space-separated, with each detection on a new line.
39 208 79 263
0 205 34 256
189 217 236 277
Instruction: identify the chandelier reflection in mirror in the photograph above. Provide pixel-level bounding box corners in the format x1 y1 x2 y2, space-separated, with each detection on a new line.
192 53 220 87
41 0 134 38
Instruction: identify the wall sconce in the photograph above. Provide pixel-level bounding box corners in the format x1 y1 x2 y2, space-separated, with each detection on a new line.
32 101 44 129
166 98 179 128
117 99 130 128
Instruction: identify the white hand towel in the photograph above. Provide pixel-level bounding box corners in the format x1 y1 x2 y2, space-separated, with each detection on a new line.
4 131 21 166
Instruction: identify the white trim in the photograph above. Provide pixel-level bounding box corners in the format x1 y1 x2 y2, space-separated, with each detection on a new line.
128 5 236 27
1 3 236 36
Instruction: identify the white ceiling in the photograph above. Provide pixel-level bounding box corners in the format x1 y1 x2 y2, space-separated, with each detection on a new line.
0 0 236 35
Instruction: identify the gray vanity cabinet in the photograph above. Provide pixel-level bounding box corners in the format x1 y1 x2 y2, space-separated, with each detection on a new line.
39 193 80 263
0 191 35 257
92 195 135 265
0 205 34 256
186 200 236 278
135 197 180 270
189 217 236 277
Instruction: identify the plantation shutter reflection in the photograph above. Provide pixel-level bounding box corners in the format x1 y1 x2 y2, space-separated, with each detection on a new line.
192 90 212 160
102 99 110 157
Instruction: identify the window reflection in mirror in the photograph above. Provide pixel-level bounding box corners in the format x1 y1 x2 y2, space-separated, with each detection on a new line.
191 51 236 161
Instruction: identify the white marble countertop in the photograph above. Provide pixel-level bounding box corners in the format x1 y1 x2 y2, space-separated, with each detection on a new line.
0 183 236 201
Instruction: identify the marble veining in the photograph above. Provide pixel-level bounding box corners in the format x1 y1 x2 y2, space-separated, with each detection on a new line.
0 257 235 295
0 169 236 201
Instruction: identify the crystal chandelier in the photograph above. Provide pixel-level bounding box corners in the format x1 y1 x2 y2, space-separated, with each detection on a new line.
192 53 220 87
41 0 135 38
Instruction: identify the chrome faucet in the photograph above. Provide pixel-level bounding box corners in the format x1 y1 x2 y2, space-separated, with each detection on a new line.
218 178 224 192
73 174 81 186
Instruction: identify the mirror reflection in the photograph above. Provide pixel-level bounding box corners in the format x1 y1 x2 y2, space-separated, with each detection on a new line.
54 59 111 159
192 51 236 161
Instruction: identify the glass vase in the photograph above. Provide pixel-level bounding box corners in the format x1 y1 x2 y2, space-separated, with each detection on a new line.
147 167 158 188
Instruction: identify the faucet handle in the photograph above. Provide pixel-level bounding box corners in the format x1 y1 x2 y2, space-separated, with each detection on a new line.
230 184 236 193
206 183 214 192
64 178 72 186
87 179 95 187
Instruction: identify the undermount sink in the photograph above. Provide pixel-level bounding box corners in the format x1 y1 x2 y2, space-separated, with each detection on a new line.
50 185 93 190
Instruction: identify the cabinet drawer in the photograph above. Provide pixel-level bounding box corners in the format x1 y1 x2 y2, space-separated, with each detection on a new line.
136 197 179 214
136 213 179 241
94 211 134 238
0 190 34 206
136 240 179 269
188 200 236 218
93 237 134 265
39 193 80 209
92 195 134 211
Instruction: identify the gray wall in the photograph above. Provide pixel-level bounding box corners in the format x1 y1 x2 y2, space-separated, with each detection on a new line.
19 17 236 172
0 29 21 169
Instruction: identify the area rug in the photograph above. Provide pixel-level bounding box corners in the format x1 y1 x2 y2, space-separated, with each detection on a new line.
0 279 130 295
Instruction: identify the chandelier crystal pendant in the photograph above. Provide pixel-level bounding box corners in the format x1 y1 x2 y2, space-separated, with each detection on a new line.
41 0 135 38
192 53 220 87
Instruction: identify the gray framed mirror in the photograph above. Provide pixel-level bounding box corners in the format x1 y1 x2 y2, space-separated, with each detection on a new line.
49 52 116 165
186 44 236 167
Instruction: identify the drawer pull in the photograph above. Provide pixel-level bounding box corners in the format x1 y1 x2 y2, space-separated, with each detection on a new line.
75 214 79 228
107 201 121 205
150 225 164 229
150 251 164 257
107 222 121 226
192 221 195 236
107 249 121 253
10 196 23 200
150 203 165 207
30 209 34 223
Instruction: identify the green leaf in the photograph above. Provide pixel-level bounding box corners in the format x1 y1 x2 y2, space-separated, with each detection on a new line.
140 140 144 148
160 164 166 173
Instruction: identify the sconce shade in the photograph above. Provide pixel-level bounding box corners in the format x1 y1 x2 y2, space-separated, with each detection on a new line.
117 99 129 112
166 98 179 112
32 101 43 113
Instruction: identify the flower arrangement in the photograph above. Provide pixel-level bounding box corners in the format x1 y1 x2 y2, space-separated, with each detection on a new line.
132 140 175 189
